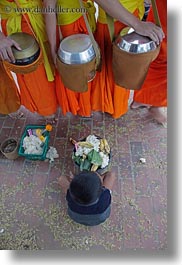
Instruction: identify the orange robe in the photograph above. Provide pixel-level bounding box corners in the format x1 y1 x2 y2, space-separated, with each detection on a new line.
133 0 167 106
1 0 57 116
0 62 21 114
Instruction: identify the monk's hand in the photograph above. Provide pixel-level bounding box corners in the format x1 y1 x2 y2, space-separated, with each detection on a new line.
134 20 165 46
0 33 21 63
144 0 151 4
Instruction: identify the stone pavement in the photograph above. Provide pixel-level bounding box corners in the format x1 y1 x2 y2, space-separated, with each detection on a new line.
0 106 167 251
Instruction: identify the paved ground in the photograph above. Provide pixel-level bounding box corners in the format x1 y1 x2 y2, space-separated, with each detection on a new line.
0 105 167 251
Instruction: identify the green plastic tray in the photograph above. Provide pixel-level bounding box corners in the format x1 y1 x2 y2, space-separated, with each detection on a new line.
18 124 50 160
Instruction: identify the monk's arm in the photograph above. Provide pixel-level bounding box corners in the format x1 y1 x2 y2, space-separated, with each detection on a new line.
95 0 164 44
43 0 60 64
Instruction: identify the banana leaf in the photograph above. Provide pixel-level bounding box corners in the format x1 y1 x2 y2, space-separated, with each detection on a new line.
72 154 81 165
90 150 102 166
87 149 94 161
81 159 91 171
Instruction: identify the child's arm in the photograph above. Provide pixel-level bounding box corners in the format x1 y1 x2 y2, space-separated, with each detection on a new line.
58 172 74 192
102 171 116 191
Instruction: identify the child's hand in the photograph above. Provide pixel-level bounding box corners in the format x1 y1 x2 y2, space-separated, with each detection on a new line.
58 175 70 191
102 171 116 190
66 171 74 183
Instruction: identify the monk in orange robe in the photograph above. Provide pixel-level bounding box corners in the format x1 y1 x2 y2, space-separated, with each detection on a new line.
132 0 167 125
92 0 165 120
43 0 97 117
0 0 57 120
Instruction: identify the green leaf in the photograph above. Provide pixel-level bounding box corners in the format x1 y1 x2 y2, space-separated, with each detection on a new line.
87 150 94 161
72 154 81 165
91 150 102 166
80 159 84 171
82 159 91 171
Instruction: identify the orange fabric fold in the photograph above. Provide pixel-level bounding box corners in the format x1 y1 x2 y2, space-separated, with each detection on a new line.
0 62 21 114
91 23 114 114
133 0 167 106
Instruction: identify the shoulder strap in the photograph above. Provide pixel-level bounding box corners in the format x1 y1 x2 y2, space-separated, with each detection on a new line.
151 0 161 27
106 13 115 42
13 0 38 40
78 0 101 70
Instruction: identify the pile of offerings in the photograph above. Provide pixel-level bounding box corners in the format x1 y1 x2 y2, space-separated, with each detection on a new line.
71 134 111 174
18 124 52 160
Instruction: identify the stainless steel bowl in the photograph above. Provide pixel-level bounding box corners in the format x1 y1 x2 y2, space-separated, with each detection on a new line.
57 34 96 64
115 31 157 54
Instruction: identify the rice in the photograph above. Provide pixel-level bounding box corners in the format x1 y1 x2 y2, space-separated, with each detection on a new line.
86 135 100 152
99 151 109 168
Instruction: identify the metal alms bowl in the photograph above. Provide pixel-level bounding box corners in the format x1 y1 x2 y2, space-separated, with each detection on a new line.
57 34 96 64
9 32 40 65
115 31 157 54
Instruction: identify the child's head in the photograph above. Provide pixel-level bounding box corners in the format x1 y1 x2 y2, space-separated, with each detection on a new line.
69 171 102 205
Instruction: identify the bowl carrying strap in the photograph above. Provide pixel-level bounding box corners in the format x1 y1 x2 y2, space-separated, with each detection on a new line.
78 0 101 71
150 0 162 27
3 47 43 75
14 0 38 41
